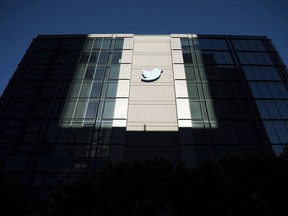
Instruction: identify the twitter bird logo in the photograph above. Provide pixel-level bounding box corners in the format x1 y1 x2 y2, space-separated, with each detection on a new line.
141 68 163 82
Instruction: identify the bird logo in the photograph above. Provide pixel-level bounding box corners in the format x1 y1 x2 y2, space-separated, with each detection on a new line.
141 68 163 82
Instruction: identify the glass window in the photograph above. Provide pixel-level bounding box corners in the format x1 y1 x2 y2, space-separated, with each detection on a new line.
275 100 288 118
256 100 270 119
102 100 115 118
268 83 283 98
114 38 124 49
106 82 118 98
263 121 280 143
93 38 102 49
74 100 87 118
75 66 86 79
89 51 99 63
257 82 272 98
98 51 108 64
90 82 102 97
190 101 202 119
80 82 92 97
62 100 76 118
277 83 288 98
260 67 274 80
85 99 98 118
84 65 96 80
80 52 90 63
69 82 81 97
269 67 281 80
111 51 122 64
265 100 281 119
95 66 106 80
102 38 111 49
249 82 261 98
181 38 190 50
109 66 120 79
184 66 196 80
187 82 198 98
84 39 94 50
183 51 193 63
273 121 288 143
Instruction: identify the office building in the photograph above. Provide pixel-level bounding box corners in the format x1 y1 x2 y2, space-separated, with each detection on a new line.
0 34 288 198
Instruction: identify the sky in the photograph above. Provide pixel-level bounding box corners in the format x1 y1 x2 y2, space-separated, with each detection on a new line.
0 0 288 96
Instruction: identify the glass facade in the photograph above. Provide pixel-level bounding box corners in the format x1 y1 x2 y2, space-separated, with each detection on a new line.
0 34 287 200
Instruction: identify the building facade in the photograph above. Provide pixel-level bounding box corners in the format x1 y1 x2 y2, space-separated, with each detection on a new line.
0 34 288 198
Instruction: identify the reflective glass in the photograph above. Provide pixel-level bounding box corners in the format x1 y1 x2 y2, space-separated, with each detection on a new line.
183 51 193 63
75 66 86 79
62 101 76 118
109 66 120 79
74 100 87 118
102 100 115 118
84 39 94 50
114 38 124 49
268 83 283 98
84 65 96 80
187 82 198 98
85 99 98 118
98 51 108 64
90 82 101 97
257 82 272 98
89 51 99 63
111 51 122 64
80 52 90 63
181 38 190 50
273 121 288 143
263 121 280 143
93 38 102 49
190 101 202 119
265 100 281 119
256 100 270 119
69 82 81 97
249 82 261 98
95 66 106 80
275 100 288 118
102 38 111 49
80 82 92 97
106 82 118 97
184 66 196 80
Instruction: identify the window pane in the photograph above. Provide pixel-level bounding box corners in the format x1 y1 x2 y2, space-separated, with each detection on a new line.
84 65 96 80
74 100 87 118
184 66 196 80
265 100 281 119
95 66 106 80
98 51 108 64
62 101 76 118
102 38 111 49
183 51 193 63
69 82 81 97
256 100 270 119
75 66 86 79
187 82 198 98
114 38 124 49
249 82 261 98
273 121 288 143
263 121 280 143
85 99 98 118
190 101 202 119
106 82 118 97
103 100 115 118
90 82 101 97
80 82 92 97
111 51 122 64
84 39 94 50
109 66 120 79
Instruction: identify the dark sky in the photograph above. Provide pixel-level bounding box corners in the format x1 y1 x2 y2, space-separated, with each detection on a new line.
1 0 287 95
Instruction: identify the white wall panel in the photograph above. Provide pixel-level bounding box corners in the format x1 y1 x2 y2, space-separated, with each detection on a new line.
119 64 131 79
175 80 189 97
173 64 186 79
176 99 191 119
172 50 184 63
171 38 182 50
116 80 130 97
129 85 175 101
123 38 134 49
133 42 171 52
114 98 129 119
121 50 133 63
